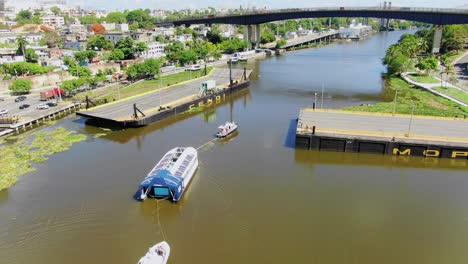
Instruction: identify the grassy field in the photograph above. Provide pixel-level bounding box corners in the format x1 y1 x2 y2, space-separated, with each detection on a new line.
433 86 468 104
0 127 86 191
343 76 468 118
72 67 213 102
408 74 440 84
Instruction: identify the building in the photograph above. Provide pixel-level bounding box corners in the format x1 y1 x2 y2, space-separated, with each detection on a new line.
41 16 65 27
102 22 116 32
0 48 24 64
285 32 298 40
153 27 174 37
117 24 129 32
141 42 166 59
103 32 127 45
339 20 373 39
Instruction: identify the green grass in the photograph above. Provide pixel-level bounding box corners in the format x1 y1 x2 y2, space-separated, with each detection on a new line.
433 86 468 104
0 127 86 191
71 67 214 102
343 77 468 118
408 74 440 84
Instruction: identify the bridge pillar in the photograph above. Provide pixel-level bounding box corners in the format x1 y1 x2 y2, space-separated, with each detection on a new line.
244 24 261 49
432 25 443 54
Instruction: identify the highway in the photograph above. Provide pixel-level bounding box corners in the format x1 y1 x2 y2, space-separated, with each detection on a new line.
78 68 246 121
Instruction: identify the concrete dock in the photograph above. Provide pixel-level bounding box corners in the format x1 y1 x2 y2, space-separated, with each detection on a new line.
77 68 251 127
296 109 468 159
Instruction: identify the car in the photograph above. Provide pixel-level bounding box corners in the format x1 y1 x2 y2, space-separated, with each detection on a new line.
14 96 27 102
46 102 57 107
0 109 8 116
36 104 49 110
186 64 201 71
19 104 30 110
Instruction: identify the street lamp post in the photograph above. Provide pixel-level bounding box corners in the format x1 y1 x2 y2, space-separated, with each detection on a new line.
407 100 415 137
314 92 317 110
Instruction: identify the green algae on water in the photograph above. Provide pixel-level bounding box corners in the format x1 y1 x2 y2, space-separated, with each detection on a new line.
0 127 87 191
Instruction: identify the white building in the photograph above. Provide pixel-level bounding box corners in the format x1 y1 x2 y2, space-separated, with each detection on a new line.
141 42 166 59
102 22 116 31
41 16 65 27
339 20 373 39
153 27 174 37
117 24 129 32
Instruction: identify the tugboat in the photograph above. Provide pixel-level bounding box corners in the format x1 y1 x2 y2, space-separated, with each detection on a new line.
136 147 198 202
216 121 238 138
138 241 170 264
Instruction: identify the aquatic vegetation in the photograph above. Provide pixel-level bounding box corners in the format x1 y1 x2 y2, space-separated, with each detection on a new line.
0 127 86 191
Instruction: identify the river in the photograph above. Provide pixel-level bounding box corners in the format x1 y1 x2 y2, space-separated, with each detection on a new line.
2 30 468 264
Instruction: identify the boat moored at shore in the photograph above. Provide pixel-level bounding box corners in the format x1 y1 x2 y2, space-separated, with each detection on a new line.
136 147 198 202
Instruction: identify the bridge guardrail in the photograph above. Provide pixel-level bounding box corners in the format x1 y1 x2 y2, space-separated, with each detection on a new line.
163 6 468 23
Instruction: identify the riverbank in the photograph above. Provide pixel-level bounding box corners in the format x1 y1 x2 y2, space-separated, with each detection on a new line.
343 75 468 118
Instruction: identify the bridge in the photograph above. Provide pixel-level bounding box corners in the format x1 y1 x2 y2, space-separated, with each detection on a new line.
159 7 468 53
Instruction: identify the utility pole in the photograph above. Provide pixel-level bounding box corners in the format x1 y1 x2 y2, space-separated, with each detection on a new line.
314 92 317 110
321 84 324 109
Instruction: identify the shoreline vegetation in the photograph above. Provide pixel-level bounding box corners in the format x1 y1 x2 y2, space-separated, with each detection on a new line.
343 76 468 118
0 127 86 191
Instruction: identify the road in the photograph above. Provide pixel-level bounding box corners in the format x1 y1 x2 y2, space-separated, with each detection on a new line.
454 52 468 91
78 68 246 121
298 109 468 144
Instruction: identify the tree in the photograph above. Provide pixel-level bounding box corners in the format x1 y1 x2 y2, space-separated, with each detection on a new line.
416 56 439 75
16 10 32 21
219 38 249 54
79 15 100 25
134 42 148 57
276 39 287 49
115 37 136 59
16 36 28 56
261 30 276 44
441 25 467 53
39 32 63 48
165 41 185 63
126 58 163 80
73 50 97 64
9 78 33 94
87 35 113 51
206 29 223 44
63 56 76 67
106 12 127 23
90 23 106 35
126 9 150 23
387 53 411 75
25 48 38 63
50 6 61 15
69 65 91 77
108 49 125 61
179 50 198 66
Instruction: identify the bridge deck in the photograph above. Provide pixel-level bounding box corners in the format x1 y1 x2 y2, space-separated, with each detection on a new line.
78 68 246 122
297 109 468 147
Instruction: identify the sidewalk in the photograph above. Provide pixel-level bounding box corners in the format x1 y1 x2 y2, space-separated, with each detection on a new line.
402 72 468 107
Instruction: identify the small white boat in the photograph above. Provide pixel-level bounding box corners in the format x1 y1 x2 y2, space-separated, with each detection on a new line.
216 121 238 138
239 56 248 62
138 241 170 264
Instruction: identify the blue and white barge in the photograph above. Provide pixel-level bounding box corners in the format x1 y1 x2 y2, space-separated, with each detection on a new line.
136 147 198 202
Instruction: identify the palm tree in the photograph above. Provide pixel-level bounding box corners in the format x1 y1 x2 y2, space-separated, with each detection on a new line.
443 64 455 87
16 36 28 57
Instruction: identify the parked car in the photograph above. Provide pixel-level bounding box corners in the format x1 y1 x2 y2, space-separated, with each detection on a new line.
15 96 27 102
46 102 57 107
19 104 30 110
186 64 201 71
36 104 49 110
0 109 8 116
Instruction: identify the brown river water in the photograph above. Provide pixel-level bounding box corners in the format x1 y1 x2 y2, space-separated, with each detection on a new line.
1 30 468 264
